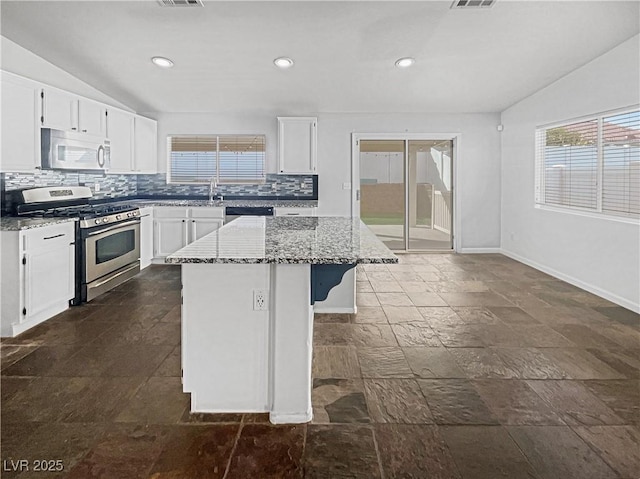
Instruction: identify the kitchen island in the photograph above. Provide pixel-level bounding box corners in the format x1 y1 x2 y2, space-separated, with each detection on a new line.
166 216 396 424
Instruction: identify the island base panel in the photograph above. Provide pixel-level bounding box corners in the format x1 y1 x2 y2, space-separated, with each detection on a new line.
181 263 314 423
271 263 314 424
182 263 270 412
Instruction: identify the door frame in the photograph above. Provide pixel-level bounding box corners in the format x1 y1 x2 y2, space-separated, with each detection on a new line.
351 132 461 252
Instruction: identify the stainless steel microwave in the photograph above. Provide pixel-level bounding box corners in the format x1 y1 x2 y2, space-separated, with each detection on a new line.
41 128 110 171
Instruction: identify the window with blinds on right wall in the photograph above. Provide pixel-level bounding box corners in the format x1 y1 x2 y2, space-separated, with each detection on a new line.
535 108 640 218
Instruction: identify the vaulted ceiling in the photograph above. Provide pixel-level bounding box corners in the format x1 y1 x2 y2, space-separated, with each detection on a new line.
1 1 638 114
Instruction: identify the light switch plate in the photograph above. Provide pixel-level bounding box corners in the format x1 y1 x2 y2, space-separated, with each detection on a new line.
342 182 351 190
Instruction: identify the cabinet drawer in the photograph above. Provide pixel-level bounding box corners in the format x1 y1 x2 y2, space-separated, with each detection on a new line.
154 207 188 219
190 207 224 219
23 222 75 251
275 207 316 216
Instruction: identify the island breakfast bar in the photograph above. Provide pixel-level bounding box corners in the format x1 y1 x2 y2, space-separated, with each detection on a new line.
166 216 397 424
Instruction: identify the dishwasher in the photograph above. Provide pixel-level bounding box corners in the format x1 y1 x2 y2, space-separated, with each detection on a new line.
224 206 274 224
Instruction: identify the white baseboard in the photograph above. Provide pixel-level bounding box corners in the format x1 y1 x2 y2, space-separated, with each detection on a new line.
313 307 356 314
500 249 640 313
269 410 312 424
458 247 502 254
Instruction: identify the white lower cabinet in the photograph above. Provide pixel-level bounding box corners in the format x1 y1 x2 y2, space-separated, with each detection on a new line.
1 222 75 337
153 207 224 259
139 207 154 269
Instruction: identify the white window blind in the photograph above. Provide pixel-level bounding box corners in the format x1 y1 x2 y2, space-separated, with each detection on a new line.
535 108 639 218
602 111 640 216
168 135 266 184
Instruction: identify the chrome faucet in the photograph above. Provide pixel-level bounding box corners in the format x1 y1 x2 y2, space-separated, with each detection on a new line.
209 178 217 202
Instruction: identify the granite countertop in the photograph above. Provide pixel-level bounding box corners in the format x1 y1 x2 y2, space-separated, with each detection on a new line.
0 217 77 231
112 199 317 208
166 216 398 265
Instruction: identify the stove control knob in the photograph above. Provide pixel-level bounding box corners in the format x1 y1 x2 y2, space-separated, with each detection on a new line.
116 214 122 220
94 219 100 225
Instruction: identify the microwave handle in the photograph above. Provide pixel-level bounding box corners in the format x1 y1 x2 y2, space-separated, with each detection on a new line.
97 145 105 168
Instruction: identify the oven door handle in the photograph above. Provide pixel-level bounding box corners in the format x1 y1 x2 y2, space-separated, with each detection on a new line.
87 219 140 237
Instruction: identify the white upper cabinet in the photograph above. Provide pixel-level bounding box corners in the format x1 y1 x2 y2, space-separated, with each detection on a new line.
106 109 135 173
41 87 106 136
77 99 106 136
40 87 76 131
1 71 156 174
0 73 40 172
277 117 317 174
134 115 158 173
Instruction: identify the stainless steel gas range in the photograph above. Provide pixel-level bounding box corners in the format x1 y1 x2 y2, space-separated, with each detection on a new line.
11 186 141 304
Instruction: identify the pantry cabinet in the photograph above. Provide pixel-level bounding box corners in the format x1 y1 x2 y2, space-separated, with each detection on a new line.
0 221 75 337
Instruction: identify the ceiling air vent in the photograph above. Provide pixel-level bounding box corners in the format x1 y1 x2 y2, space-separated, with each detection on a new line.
451 0 495 8
157 0 204 7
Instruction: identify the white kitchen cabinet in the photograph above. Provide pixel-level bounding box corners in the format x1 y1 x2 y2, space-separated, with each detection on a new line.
277 117 317 174
41 88 106 136
0 72 40 172
153 207 224 259
139 207 154 269
78 99 106 136
274 207 317 216
0 221 75 337
189 208 224 242
134 115 158 173
106 109 135 173
40 87 76 131
155 208 189 259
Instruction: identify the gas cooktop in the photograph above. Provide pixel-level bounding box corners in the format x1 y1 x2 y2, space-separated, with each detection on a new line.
25 203 138 220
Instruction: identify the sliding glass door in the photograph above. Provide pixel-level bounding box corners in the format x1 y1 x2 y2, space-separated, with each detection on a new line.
358 138 453 251
359 140 405 249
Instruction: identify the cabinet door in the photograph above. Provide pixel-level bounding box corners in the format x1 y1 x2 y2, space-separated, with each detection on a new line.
277 117 317 174
0 75 40 172
140 208 154 269
41 88 77 131
23 242 74 322
106 109 134 173
134 116 157 173
190 218 223 242
78 99 106 136
154 218 188 257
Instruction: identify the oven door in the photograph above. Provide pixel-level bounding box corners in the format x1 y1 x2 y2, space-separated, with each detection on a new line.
84 219 140 284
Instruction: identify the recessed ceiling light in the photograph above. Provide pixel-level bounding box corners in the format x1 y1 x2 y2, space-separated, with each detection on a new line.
152 56 174 68
274 57 294 69
395 57 415 68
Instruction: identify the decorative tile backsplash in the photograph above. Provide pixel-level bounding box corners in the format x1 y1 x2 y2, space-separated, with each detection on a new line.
1 171 316 212
136 174 315 198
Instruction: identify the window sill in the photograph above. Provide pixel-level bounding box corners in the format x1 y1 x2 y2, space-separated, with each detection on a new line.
534 204 640 225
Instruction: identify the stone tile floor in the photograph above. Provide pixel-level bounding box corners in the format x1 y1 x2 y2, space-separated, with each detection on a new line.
1 254 638 478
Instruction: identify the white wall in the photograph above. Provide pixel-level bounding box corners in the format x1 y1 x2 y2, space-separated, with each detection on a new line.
501 35 640 311
156 111 502 249
317 112 502 249
1 36 133 111
153 112 279 174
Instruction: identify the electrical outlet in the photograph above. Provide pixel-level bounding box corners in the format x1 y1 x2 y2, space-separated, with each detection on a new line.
271 183 277 191
300 181 305 189
94 183 100 192
253 289 268 311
